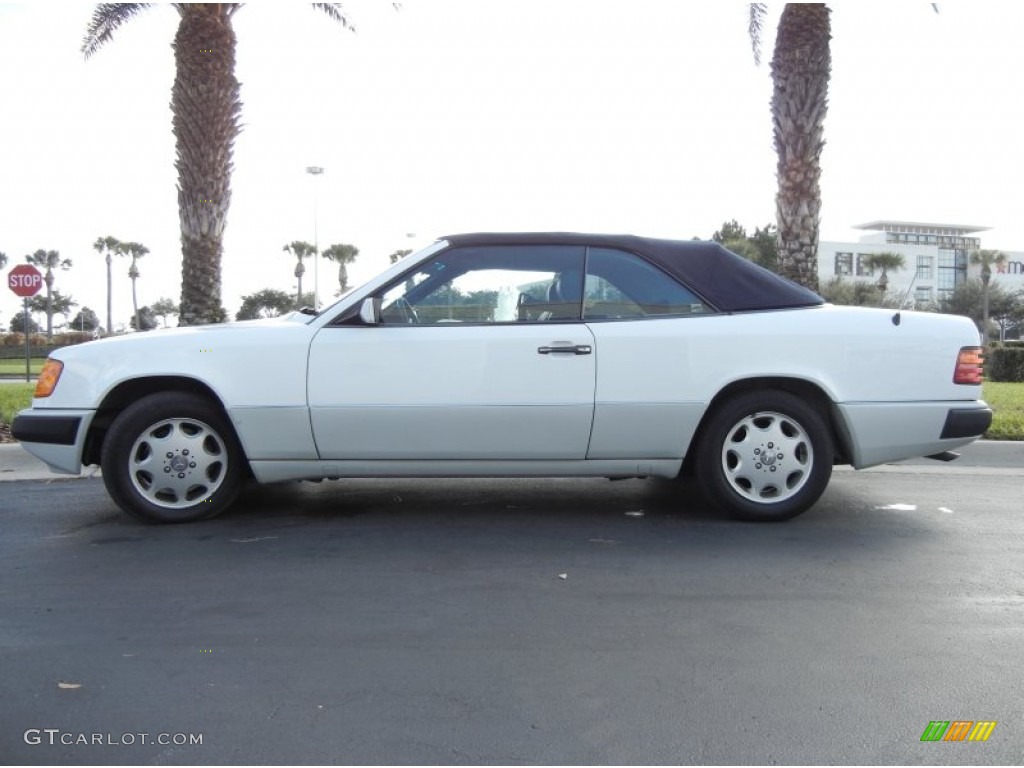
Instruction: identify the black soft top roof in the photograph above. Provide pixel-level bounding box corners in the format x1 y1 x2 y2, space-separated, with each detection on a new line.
442 232 823 312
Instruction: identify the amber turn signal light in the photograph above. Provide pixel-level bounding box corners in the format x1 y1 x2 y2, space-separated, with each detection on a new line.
953 346 984 385
34 358 64 398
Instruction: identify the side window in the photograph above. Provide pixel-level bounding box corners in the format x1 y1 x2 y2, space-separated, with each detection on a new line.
584 248 709 319
379 245 586 324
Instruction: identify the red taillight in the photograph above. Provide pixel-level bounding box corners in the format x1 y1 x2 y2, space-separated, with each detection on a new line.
953 346 984 385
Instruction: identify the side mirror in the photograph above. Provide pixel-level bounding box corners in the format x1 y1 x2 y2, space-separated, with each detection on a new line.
359 297 381 325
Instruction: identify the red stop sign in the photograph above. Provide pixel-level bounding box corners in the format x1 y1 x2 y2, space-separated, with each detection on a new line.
8 263 43 297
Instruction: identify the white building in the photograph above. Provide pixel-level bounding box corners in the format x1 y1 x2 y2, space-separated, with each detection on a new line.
818 220 1024 307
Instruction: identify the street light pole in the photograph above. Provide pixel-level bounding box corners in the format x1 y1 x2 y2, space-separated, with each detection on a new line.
305 166 324 309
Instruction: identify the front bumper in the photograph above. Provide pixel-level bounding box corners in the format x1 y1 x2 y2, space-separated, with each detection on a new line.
11 409 96 475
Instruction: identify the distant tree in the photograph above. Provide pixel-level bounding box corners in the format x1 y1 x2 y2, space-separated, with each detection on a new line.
860 251 906 295
940 279 985 322
748 224 780 273
712 220 758 260
940 278 1017 340
236 288 300 321
988 288 1023 343
9 310 41 335
711 220 779 271
128 305 158 331
970 249 1007 343
388 249 413 264
463 289 499 308
121 241 150 334
151 297 180 328
819 277 882 307
283 241 317 305
322 243 359 294
93 235 122 336
0 253 6 327
712 220 748 244
24 249 73 339
28 291 77 330
70 307 101 333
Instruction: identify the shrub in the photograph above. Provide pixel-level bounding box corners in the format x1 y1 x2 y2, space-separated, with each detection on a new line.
52 332 92 347
988 346 1024 382
2 333 24 347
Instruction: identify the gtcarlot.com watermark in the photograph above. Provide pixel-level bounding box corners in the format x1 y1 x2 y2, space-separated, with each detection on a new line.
24 729 202 747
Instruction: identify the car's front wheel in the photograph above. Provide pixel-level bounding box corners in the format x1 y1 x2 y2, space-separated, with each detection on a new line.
101 392 245 523
694 391 833 521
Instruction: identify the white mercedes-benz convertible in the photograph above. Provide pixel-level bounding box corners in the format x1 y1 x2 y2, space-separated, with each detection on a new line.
13 233 991 523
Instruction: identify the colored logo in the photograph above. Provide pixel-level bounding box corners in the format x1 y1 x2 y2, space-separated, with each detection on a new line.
920 720 997 742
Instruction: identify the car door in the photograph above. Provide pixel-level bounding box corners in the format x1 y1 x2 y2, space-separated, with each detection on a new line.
307 244 597 461
581 246 716 460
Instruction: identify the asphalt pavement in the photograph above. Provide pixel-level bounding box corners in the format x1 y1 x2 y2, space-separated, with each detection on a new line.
1 441 1023 765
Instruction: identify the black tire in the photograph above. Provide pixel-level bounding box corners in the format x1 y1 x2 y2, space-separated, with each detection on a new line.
694 390 833 521
101 392 246 523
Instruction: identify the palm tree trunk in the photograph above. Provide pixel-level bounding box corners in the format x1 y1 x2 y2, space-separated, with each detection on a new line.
132 275 140 332
981 274 990 344
44 270 54 339
106 253 112 335
770 4 831 291
172 5 240 325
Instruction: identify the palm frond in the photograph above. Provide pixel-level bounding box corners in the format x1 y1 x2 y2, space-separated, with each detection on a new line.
312 3 354 31
749 3 768 66
82 3 153 59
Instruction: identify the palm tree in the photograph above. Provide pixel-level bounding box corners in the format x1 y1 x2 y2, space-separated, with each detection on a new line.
749 4 938 291
322 243 360 294
24 249 73 339
122 241 150 334
93 235 122 335
82 4 353 326
971 249 1006 343
861 251 905 295
283 241 318 305
750 3 831 290
29 291 78 332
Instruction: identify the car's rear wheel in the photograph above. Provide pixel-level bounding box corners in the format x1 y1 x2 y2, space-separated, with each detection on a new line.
101 392 245 523
694 390 833 521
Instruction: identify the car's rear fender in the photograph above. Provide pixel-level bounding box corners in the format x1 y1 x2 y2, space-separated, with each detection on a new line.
680 376 850 476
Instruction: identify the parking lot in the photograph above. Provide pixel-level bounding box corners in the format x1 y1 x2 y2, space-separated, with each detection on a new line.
2 446 1022 764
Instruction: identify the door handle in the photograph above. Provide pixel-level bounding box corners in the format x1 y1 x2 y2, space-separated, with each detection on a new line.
537 344 592 355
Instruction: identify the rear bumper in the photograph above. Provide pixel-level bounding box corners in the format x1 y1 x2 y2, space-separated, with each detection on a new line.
836 401 991 469
10 408 95 475
940 407 993 440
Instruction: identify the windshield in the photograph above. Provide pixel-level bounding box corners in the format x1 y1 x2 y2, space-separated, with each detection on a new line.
313 240 448 318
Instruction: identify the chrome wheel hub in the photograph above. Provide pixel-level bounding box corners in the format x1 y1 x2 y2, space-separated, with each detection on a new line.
721 411 813 504
128 417 227 508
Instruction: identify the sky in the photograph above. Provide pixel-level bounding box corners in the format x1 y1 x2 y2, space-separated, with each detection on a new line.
1 1 1022 329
